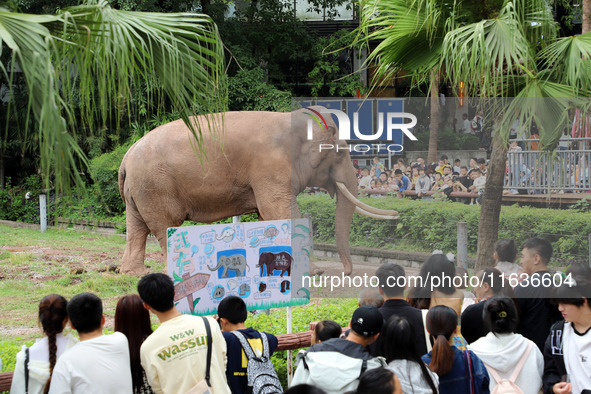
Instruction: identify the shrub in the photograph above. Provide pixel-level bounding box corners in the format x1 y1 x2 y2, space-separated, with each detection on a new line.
249 299 357 387
89 144 131 215
227 68 292 112
0 175 44 222
297 194 591 264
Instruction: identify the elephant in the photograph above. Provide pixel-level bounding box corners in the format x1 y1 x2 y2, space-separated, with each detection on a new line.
257 251 292 277
208 254 250 277
118 107 398 275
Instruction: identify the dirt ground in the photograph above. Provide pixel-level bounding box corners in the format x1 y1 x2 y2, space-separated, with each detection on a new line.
2 238 418 337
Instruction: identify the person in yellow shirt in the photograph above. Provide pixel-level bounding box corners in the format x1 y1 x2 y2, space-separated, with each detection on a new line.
138 273 231 394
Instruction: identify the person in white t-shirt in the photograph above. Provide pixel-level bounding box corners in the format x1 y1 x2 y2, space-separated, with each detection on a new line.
11 294 78 394
49 293 133 394
138 273 231 394
358 167 372 190
462 113 471 134
543 264 591 394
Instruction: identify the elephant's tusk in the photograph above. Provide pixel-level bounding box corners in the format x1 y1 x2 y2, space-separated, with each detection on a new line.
355 206 399 220
336 182 399 217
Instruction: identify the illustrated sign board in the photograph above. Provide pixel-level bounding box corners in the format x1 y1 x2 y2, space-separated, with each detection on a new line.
167 219 311 316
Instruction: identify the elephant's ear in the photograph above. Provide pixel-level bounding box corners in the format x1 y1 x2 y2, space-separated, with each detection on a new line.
309 123 337 169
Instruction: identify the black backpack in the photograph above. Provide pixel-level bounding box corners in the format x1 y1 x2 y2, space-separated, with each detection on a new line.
231 331 283 394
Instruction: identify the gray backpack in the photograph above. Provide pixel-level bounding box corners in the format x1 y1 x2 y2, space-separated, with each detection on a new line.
231 331 283 394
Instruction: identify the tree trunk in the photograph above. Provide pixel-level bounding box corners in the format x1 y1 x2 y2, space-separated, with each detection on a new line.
0 155 4 189
427 69 440 165
475 132 507 270
584 0 591 34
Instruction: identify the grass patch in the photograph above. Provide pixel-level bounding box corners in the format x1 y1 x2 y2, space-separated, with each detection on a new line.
0 223 360 388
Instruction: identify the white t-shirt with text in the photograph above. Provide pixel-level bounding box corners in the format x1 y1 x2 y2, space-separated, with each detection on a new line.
49 332 133 394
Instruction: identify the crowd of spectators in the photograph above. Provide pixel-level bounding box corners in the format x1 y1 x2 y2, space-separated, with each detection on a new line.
505 144 591 195
356 155 488 204
10 237 591 394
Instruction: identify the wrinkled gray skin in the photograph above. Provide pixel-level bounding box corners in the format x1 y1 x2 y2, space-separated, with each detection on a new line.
208 254 249 277
118 107 358 275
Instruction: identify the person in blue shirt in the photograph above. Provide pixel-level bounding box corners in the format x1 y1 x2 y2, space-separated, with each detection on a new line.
422 306 490 394
394 169 410 197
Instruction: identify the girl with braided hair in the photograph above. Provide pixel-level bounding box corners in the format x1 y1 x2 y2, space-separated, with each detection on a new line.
11 294 78 394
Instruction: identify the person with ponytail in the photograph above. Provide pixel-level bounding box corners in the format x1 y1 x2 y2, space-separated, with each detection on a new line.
115 294 154 394
11 294 78 394
422 306 490 394
469 296 543 394
382 316 439 394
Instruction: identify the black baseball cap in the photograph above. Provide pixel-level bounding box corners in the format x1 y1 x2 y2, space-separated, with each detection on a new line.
351 306 383 337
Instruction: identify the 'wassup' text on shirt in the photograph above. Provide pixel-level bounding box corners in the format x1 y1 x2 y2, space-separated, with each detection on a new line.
157 329 208 361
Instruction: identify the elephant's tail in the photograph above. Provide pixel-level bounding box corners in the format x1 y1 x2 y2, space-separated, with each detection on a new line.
118 159 127 203
118 141 139 207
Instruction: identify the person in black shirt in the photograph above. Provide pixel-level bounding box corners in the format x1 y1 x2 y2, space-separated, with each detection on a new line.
461 268 508 344
371 264 428 356
514 237 562 351
217 296 278 394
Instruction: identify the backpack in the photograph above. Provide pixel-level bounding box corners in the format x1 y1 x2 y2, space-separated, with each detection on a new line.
231 330 283 394
483 341 534 394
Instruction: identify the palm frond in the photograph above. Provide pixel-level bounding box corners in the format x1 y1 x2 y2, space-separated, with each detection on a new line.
537 33 591 94
441 2 534 97
497 82 585 149
0 1 225 193
358 0 447 84
0 9 85 191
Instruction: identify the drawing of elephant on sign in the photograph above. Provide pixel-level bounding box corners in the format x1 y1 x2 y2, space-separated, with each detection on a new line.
257 252 292 277
208 254 250 278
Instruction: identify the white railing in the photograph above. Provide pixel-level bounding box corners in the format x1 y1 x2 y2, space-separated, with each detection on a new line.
505 147 591 192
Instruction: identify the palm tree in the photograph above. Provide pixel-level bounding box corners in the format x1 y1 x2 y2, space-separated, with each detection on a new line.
355 0 591 268
0 0 225 192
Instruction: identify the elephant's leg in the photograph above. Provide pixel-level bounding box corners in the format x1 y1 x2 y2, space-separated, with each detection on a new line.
288 195 324 275
141 210 183 273
121 210 151 276
255 192 292 221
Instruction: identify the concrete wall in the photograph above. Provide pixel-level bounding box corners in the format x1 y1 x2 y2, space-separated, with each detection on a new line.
314 243 477 269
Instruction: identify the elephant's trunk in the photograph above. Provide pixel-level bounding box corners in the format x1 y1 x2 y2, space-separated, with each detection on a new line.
334 169 358 276
208 259 222 271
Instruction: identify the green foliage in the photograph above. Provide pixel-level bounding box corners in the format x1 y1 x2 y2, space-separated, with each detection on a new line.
249 299 357 387
404 128 481 151
2 2 225 197
88 144 131 215
0 338 35 372
52 187 114 221
228 69 292 112
308 30 364 97
298 194 591 263
569 197 591 213
220 0 315 86
0 175 44 222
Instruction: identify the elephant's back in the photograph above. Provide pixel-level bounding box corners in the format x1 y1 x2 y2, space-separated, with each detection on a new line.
119 111 293 213
129 111 292 156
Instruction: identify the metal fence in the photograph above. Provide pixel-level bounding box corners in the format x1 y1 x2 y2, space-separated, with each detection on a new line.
505 149 591 192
